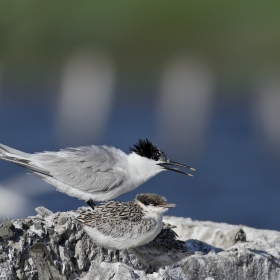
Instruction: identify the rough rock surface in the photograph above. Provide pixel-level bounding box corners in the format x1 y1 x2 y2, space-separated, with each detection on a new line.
0 207 280 279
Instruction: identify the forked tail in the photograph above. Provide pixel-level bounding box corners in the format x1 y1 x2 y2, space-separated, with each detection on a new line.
0 143 50 176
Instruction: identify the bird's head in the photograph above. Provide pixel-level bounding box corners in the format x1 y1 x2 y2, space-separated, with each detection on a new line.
130 138 195 176
135 193 177 214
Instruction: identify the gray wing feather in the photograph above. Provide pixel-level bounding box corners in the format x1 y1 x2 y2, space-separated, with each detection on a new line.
78 212 156 239
31 145 127 193
95 218 156 239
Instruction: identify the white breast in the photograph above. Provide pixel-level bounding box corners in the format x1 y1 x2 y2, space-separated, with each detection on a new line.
83 212 163 250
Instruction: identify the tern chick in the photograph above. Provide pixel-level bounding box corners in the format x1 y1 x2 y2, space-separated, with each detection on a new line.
76 193 177 250
129 223 191 271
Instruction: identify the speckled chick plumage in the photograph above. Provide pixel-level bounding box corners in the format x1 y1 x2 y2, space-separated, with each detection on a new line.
129 223 191 270
76 193 176 250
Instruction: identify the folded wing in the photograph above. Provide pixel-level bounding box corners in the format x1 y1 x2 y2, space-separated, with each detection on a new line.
31 145 127 193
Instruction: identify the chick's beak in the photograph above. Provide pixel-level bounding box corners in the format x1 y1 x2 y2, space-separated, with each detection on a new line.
164 203 178 208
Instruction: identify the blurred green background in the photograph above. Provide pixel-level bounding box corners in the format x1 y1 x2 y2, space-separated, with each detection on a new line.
1 1 280 84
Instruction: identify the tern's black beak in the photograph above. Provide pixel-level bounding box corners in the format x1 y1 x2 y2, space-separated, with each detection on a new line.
158 160 195 176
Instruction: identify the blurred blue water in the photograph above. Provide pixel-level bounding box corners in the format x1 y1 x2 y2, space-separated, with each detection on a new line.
0 93 280 231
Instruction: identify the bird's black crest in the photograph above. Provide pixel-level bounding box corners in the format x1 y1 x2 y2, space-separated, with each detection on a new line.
136 193 167 206
130 138 167 161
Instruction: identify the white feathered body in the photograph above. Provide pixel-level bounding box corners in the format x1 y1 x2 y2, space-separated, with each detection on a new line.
0 143 164 201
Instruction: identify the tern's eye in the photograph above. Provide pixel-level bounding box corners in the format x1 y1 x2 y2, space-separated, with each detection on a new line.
152 149 168 162
152 149 162 161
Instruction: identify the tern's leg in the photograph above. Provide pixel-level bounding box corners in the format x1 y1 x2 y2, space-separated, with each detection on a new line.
86 199 96 210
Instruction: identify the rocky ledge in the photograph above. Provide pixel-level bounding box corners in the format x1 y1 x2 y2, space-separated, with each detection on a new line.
0 207 280 280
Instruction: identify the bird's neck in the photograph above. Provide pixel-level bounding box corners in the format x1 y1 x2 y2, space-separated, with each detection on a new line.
136 201 167 218
127 153 164 186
